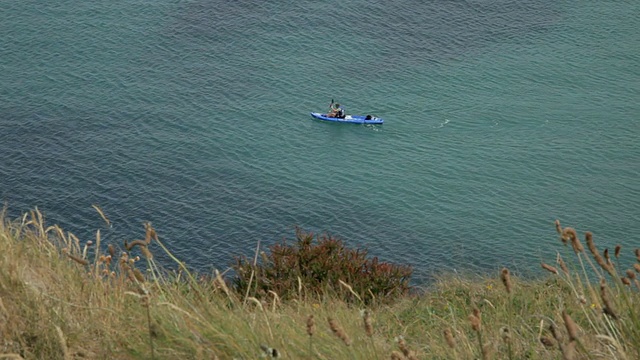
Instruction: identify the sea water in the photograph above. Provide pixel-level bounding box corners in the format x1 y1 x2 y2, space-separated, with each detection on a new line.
1 0 639 283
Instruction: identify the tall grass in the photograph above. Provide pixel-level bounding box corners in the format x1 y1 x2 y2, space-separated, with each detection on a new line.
0 208 638 359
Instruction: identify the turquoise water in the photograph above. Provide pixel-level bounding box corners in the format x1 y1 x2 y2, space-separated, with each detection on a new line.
1 1 639 283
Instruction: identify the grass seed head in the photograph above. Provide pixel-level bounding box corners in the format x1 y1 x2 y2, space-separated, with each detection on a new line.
396 337 418 360
595 254 612 275
306 314 315 337
443 328 456 349
555 219 563 236
473 307 481 320
469 314 481 332
586 241 614 275
549 323 562 342
614 245 621 258
540 336 555 349
562 228 583 253
482 343 492 360
328 317 351 346
125 239 146 251
144 222 158 244
585 232 597 256
501 268 512 294
140 246 153 260
66 253 89 266
363 310 373 337
562 310 579 342
133 268 145 282
500 326 511 342
541 262 559 274
560 342 577 360
600 279 618 320
557 255 569 275
577 295 587 305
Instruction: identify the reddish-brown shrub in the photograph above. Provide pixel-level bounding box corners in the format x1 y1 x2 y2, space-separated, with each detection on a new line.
233 228 413 304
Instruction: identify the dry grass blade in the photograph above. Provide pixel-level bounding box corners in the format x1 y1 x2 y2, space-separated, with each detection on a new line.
55 325 71 360
246 297 264 311
555 219 563 236
91 204 111 227
68 232 81 253
242 239 260 306
157 302 200 322
268 290 280 311
214 269 231 298
94 229 101 276
52 224 67 247
338 279 363 303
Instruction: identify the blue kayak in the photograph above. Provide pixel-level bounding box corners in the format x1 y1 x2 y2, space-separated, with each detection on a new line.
310 112 384 124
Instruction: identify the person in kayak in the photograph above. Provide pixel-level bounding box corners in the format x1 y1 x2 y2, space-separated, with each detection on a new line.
327 103 345 118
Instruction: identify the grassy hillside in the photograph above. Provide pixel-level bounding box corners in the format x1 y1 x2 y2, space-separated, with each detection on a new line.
0 209 638 359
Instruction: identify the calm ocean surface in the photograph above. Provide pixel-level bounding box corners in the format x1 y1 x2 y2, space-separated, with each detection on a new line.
1 1 639 283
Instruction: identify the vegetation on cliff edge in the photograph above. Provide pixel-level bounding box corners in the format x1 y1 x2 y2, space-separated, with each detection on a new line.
0 208 638 359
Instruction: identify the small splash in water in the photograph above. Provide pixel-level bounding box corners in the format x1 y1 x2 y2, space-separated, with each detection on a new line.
435 119 450 128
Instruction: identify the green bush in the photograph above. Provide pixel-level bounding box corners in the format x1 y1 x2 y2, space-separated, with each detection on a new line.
233 228 413 304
